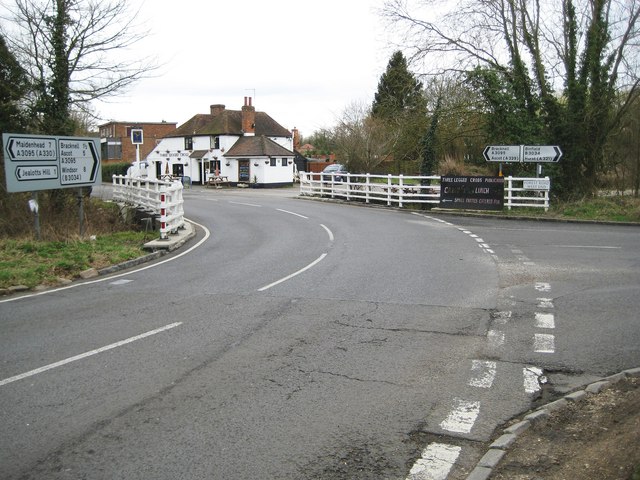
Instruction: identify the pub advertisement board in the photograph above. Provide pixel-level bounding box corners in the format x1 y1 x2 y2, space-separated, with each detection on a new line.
439 176 504 211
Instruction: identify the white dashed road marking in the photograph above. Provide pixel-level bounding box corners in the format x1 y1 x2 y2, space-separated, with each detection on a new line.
488 329 505 348
523 366 545 393
537 297 554 309
468 360 497 388
406 443 462 480
535 282 551 292
440 398 481 434
534 333 556 353
535 312 555 329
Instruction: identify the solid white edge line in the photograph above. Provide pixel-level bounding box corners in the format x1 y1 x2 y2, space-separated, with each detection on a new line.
229 201 261 207
320 223 334 243
258 253 327 292
0 322 182 387
0 218 211 304
276 208 308 219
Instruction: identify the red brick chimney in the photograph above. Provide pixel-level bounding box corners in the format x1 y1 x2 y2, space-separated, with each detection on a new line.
292 128 300 151
241 96 256 136
210 104 225 116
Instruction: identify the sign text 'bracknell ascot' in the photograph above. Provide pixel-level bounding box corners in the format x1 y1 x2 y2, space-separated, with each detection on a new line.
2 133 101 193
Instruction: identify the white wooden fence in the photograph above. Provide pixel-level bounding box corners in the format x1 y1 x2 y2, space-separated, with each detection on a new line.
299 172 550 211
112 175 185 239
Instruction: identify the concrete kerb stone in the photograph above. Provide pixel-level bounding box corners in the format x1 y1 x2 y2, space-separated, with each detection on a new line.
585 380 610 394
565 390 588 403
143 221 195 252
503 420 530 435
624 367 640 378
467 466 493 480
489 433 517 450
523 409 549 424
464 369 640 480
478 449 506 468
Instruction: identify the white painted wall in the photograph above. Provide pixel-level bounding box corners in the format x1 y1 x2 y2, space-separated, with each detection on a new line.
142 134 294 184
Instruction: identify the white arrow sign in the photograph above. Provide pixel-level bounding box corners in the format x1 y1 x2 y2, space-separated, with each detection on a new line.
2 133 101 193
58 138 100 185
522 145 562 163
5 136 57 162
483 145 521 162
484 145 563 163
16 165 59 181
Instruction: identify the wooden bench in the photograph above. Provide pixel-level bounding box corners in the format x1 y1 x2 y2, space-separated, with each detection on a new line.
207 176 229 188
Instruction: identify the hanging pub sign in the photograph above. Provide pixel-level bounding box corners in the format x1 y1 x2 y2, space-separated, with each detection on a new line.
439 176 505 211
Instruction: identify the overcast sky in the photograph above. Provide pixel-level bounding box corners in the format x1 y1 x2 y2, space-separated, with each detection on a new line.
95 0 394 137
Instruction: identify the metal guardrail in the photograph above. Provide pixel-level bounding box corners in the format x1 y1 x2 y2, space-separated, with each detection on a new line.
112 175 185 239
299 173 550 211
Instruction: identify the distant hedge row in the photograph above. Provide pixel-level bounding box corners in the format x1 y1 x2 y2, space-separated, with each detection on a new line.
101 162 130 182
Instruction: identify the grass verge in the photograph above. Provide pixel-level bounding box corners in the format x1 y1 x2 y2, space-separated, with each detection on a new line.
461 195 640 223
0 231 151 289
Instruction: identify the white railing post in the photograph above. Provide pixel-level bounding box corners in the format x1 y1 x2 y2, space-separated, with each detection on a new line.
159 191 168 240
399 174 404 208
365 174 371 204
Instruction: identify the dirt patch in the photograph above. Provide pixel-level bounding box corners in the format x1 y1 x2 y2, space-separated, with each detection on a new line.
491 376 640 480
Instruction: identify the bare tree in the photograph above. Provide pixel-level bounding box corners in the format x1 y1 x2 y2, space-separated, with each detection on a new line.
1 0 156 134
332 101 399 173
382 0 640 197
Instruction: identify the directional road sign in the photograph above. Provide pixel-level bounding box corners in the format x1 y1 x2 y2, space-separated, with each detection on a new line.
2 133 101 193
58 138 100 185
484 145 563 163
522 145 562 163
483 145 521 163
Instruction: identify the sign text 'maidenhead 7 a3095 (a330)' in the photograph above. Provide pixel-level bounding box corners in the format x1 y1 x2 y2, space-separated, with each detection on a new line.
2 133 101 193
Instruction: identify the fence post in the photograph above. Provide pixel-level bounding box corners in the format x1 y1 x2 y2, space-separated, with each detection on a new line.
506 176 513 210
399 174 404 208
159 191 168 240
365 174 370 203
346 173 351 201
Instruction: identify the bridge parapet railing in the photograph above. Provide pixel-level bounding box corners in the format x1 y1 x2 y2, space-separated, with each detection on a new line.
112 175 185 239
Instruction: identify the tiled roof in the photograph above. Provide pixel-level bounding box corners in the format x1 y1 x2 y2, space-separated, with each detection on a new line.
168 110 291 138
224 136 294 158
189 150 209 158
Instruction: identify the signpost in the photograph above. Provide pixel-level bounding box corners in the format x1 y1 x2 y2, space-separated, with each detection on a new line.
482 145 521 163
522 145 562 163
483 145 562 163
3 133 102 238
2 133 101 193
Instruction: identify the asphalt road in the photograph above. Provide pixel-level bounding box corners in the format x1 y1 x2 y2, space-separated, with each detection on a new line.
1 186 638 479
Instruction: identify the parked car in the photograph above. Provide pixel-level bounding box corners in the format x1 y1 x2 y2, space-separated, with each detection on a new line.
322 163 348 182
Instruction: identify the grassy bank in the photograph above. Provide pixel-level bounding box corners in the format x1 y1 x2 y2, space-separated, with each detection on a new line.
476 195 640 223
0 231 151 289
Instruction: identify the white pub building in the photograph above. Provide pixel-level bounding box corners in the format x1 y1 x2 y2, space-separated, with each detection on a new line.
137 97 295 186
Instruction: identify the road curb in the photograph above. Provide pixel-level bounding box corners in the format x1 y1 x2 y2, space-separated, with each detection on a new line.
465 367 640 480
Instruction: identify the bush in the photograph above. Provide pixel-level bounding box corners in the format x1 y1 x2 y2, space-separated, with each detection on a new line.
101 162 131 182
